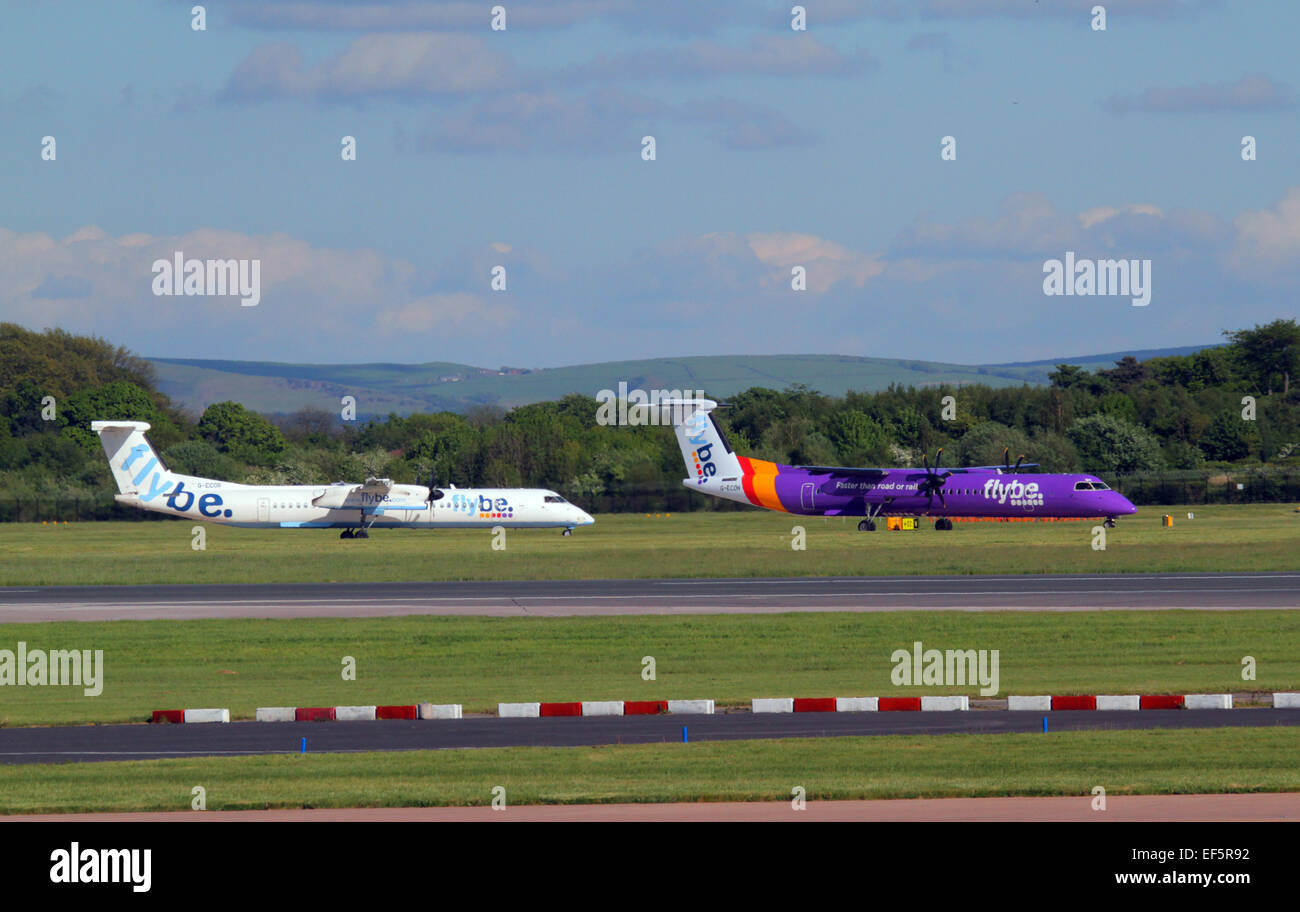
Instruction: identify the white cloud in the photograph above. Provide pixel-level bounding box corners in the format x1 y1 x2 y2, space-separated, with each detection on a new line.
748 233 885 292
222 34 515 102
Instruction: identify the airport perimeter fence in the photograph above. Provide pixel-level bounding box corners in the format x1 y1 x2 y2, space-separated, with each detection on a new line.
1108 468 1300 506
2 468 1297 521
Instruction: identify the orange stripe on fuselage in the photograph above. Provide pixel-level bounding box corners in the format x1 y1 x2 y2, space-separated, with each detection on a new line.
737 455 785 512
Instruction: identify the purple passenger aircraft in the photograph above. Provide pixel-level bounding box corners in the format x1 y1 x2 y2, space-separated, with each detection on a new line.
665 400 1138 530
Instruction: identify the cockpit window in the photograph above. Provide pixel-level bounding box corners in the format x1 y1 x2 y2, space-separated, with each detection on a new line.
1091 481 1110 490
544 495 568 504
1074 481 1095 491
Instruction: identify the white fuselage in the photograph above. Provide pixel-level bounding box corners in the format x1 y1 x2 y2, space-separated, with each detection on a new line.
115 475 594 530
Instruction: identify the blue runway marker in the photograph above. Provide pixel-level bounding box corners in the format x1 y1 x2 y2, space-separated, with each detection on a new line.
1042 716 1048 733
300 737 307 753
682 725 688 743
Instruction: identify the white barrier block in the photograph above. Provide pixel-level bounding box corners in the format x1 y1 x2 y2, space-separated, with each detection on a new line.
581 701 624 716
752 698 794 713
498 702 541 718
667 699 714 714
256 707 296 723
1007 695 1051 712
335 705 377 721
1184 694 1232 710
836 697 879 712
921 696 969 711
1273 692 1300 708
183 708 230 724
419 703 463 720
1097 694 1140 711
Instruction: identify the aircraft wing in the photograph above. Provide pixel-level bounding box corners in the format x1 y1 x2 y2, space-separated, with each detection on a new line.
962 463 1040 473
795 465 889 478
311 478 395 508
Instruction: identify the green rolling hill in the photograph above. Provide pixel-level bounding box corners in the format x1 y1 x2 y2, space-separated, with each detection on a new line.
149 346 1213 418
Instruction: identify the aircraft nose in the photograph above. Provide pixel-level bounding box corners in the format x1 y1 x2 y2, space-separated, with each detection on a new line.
576 508 595 525
1111 492 1138 515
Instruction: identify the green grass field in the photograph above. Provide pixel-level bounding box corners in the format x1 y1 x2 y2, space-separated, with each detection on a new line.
2 503 1296 586
2 503 1295 813
2 610 1296 725
1 727 1296 814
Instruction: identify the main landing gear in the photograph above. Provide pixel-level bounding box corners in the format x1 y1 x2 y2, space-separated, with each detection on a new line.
341 508 375 539
1103 517 1117 529
934 518 954 531
857 502 886 532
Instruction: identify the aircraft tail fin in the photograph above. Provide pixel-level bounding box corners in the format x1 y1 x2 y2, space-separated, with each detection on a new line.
91 421 165 495
659 398 743 485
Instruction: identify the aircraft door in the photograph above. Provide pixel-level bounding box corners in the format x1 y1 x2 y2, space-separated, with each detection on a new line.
257 497 269 523
801 482 815 511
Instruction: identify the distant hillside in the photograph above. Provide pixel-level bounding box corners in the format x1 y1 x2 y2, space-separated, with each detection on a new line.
149 346 1217 418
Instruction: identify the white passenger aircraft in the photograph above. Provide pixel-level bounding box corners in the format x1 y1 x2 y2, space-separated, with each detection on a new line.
92 420 594 538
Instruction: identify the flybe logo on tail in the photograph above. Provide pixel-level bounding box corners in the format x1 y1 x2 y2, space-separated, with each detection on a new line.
684 412 716 485
120 446 232 518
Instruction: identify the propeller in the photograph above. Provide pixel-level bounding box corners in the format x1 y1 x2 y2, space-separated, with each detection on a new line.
1001 447 1027 474
918 447 953 509
425 468 444 502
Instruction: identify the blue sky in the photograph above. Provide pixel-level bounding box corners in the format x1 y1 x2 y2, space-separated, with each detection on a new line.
1 0 1297 368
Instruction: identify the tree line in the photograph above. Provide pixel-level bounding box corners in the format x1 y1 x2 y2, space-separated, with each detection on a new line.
1 319 1296 513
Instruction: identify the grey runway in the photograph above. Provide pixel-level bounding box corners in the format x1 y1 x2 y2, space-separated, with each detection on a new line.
1 709 1298 765
0 572 1297 621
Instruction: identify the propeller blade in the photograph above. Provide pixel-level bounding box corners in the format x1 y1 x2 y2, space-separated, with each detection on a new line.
1003 447 1011 472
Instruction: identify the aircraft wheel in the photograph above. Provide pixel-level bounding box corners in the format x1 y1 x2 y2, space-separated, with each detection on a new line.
340 529 354 539
1103 518 1116 529
562 528 573 536
858 520 877 532
356 529 370 539
935 518 952 531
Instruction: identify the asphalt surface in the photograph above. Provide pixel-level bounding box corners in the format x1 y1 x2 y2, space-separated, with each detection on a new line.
1 572 1297 621
2 709 1298 764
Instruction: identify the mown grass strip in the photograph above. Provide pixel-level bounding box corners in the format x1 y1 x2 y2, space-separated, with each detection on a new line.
2 727 1297 814
2 504 1296 586
1 610 1297 725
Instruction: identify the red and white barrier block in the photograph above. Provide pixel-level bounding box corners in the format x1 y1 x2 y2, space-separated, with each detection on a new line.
497 699 704 717
1007 694 1233 710
1185 694 1232 709
1275 693 1300 708
752 696 970 713
151 708 230 723
253 703 461 721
